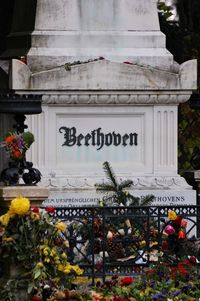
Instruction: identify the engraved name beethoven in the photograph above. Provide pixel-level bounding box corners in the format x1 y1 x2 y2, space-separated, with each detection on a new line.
59 127 138 150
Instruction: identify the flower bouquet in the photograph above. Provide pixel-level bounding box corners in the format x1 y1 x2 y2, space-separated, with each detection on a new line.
0 197 83 301
0 130 42 185
0 131 34 160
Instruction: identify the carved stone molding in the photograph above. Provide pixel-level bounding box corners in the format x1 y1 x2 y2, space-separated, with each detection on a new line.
39 174 192 190
42 93 191 105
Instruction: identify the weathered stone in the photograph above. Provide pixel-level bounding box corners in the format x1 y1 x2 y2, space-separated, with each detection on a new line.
3 0 174 72
0 186 49 210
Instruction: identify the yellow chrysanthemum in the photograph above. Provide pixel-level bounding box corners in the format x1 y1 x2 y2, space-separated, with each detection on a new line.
55 222 66 232
57 264 64 272
9 196 30 216
168 210 177 221
70 265 83 275
0 213 11 226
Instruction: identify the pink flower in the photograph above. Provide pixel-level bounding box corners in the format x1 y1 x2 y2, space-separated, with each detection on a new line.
181 219 187 228
164 224 175 235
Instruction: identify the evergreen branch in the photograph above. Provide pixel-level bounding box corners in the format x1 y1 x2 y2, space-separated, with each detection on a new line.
118 179 133 190
102 161 118 188
95 184 116 192
140 195 154 206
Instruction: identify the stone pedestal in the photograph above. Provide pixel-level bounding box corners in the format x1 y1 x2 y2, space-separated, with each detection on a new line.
0 0 198 207
0 185 49 211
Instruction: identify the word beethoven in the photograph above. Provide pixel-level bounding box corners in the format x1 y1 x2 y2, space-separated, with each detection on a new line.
59 127 138 150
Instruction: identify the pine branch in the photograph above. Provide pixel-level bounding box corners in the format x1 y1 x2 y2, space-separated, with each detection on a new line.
103 161 118 188
95 184 116 192
140 195 154 206
118 179 133 191
127 195 140 206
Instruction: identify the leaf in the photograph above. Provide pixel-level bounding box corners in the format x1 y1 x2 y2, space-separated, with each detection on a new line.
33 269 41 279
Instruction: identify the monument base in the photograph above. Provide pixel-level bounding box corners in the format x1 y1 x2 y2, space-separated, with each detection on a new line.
43 187 196 207
0 185 49 211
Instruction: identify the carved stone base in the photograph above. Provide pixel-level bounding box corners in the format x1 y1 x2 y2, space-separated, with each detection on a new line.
0 185 49 211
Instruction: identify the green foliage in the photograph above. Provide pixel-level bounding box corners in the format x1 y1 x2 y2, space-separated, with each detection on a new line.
178 103 200 172
159 0 200 172
157 1 173 20
95 161 154 206
22 131 34 148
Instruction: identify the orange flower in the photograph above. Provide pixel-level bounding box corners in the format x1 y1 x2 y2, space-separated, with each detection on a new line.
13 150 22 158
5 135 15 144
178 230 186 239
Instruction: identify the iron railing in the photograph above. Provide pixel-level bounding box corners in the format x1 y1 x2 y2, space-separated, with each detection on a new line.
52 205 200 282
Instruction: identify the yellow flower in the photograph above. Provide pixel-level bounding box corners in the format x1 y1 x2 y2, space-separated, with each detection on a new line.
36 262 44 268
44 257 50 263
9 196 30 216
70 265 83 275
61 252 67 259
30 212 40 220
0 213 11 226
139 240 146 248
55 222 66 232
63 267 71 274
43 247 50 256
58 264 64 272
168 210 177 221
3 236 14 242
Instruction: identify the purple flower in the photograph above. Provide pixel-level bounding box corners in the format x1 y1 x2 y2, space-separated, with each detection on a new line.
16 136 24 148
173 290 181 297
153 293 164 300
149 281 155 288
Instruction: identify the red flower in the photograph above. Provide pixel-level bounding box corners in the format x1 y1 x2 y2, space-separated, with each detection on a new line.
45 207 55 213
174 215 182 225
178 229 186 239
121 276 134 286
188 256 196 264
32 207 39 213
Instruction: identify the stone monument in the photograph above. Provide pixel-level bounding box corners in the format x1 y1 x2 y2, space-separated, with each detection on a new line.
0 0 197 206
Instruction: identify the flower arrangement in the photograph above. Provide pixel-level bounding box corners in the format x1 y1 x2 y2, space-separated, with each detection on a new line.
92 263 200 301
161 210 190 260
0 197 83 301
0 131 34 160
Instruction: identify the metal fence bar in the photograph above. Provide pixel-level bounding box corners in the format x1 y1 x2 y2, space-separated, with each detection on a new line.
52 205 200 282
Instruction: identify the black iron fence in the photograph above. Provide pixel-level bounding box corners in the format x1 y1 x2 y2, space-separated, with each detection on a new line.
52 205 200 282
